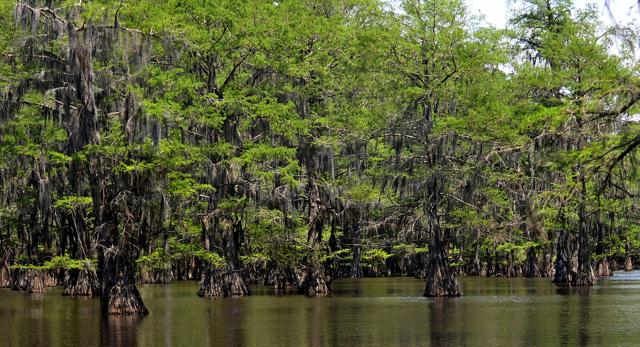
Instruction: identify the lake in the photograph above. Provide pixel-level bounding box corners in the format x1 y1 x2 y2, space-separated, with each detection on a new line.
2 273 640 346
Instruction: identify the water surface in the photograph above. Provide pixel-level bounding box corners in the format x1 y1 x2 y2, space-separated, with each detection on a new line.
2 273 640 346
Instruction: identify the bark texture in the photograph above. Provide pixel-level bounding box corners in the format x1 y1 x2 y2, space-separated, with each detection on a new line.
64 266 100 296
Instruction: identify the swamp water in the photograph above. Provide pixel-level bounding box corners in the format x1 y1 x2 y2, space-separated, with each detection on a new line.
2 273 640 346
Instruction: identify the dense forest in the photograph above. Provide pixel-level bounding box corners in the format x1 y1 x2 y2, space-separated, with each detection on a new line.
1 0 639 316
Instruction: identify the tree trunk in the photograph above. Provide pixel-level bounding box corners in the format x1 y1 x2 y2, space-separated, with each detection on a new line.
27 269 46 293
542 244 555 277
572 184 594 287
424 218 461 297
11 268 45 293
524 247 541 277
552 230 573 285
64 265 100 296
469 237 482 276
100 253 148 316
140 268 174 284
299 171 330 296
351 220 363 278
0 257 10 288
224 223 248 297
594 218 612 276
594 259 612 277
506 249 517 277
198 268 227 298
625 256 633 271
298 257 330 296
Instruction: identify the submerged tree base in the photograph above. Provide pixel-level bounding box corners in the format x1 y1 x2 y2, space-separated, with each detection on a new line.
64 266 100 296
198 268 249 298
424 275 462 297
140 269 174 284
11 269 46 293
106 282 149 315
265 265 301 291
298 265 330 297
595 259 613 277
0 264 10 288
625 257 633 271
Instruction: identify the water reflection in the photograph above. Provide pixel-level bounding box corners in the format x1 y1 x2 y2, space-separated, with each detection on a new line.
100 316 142 347
429 298 458 346
2 274 640 346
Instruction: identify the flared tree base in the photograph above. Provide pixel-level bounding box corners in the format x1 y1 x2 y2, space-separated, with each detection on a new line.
595 259 613 277
11 269 46 293
298 265 330 297
106 281 148 315
64 267 100 296
140 269 174 284
0 267 10 288
198 268 249 298
625 256 633 271
424 275 462 297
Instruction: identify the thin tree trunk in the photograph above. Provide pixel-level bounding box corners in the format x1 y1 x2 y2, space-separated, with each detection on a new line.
351 220 363 278
573 179 594 287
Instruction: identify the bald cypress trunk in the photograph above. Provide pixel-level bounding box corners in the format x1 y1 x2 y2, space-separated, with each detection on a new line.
299 256 330 297
298 167 330 296
573 180 594 287
198 268 227 298
100 252 147 315
624 239 633 272
351 220 363 279
223 223 248 297
524 247 540 277
0 257 10 288
27 269 46 294
198 215 248 298
553 230 573 285
594 221 612 277
424 215 461 297
469 232 482 276
64 264 100 297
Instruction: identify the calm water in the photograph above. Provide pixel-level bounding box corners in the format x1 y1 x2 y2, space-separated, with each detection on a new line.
2 273 640 346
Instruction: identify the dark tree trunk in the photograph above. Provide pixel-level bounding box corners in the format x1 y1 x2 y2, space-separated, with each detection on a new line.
524 247 540 277
298 257 330 297
64 265 100 296
224 223 248 296
469 237 482 276
0 257 10 288
351 220 363 279
424 217 461 297
553 230 573 285
298 168 330 296
11 268 46 293
542 244 555 277
506 250 517 277
572 181 594 287
198 217 249 298
140 269 174 284
198 268 227 298
100 253 148 316
594 216 612 277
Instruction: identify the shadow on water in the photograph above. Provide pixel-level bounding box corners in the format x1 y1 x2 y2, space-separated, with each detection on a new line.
100 315 144 347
